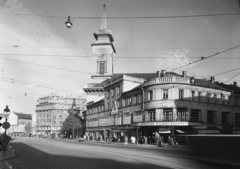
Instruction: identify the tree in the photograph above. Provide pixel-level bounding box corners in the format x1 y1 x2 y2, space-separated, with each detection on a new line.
62 114 83 139
25 122 32 135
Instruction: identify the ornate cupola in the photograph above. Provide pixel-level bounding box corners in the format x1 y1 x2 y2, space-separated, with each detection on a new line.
91 4 116 78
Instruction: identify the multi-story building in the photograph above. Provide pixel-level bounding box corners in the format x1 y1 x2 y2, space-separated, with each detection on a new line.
83 6 240 143
35 93 86 135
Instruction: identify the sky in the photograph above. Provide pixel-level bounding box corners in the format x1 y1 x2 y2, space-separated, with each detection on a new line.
0 0 240 114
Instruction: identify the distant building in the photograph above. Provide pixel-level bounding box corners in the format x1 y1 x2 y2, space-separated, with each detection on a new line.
35 93 86 135
6 112 32 135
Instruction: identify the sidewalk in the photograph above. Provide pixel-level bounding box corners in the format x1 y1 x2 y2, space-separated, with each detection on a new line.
0 145 17 161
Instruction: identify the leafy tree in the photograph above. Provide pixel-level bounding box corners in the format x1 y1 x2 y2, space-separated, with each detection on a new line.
25 122 32 135
62 114 82 139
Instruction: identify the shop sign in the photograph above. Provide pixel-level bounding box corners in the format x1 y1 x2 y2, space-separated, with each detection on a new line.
139 121 189 126
111 101 118 115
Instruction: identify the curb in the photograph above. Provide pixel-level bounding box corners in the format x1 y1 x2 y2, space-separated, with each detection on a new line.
0 146 17 161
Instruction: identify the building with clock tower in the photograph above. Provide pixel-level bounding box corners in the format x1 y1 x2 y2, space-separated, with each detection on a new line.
91 4 116 78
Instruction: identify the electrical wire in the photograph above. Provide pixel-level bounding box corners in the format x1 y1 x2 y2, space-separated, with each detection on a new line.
0 45 232 50
1 12 240 19
225 73 240 83
1 54 240 59
2 77 80 93
172 44 240 71
0 95 37 102
0 56 93 75
0 87 45 96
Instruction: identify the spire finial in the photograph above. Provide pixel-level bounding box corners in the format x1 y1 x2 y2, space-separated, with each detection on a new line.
100 4 107 30
103 4 106 11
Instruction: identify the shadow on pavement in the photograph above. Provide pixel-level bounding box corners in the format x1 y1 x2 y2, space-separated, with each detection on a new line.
7 142 169 169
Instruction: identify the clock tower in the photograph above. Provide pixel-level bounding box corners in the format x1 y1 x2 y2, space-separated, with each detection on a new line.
91 4 116 78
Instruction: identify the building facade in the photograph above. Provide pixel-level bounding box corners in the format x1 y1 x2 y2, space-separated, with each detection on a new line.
83 6 240 143
6 112 32 135
84 71 240 142
35 93 86 135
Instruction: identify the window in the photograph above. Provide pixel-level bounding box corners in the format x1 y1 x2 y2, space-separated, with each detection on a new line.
122 99 125 107
206 93 211 102
191 91 195 101
59 114 62 118
132 96 136 105
207 111 217 124
116 87 120 95
54 121 56 124
198 92 202 101
148 91 153 101
163 89 168 99
235 113 240 125
59 121 62 124
179 89 184 100
221 93 224 103
137 94 142 103
222 112 230 124
127 98 131 106
190 109 201 122
214 94 217 103
98 61 107 74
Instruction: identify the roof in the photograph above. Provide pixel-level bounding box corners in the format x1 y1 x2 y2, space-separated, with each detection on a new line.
215 82 240 94
101 73 158 85
13 112 32 120
193 79 228 90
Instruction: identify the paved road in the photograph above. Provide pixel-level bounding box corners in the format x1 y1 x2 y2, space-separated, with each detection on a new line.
6 138 240 169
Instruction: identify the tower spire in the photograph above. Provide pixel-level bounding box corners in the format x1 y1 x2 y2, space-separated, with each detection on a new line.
100 4 107 30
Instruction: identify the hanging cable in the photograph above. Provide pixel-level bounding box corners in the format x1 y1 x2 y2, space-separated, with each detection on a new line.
0 56 93 75
172 44 240 71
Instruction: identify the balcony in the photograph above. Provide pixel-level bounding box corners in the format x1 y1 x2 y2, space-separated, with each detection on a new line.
87 83 104 88
145 77 190 86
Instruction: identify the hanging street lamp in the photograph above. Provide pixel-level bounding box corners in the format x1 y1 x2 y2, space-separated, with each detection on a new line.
65 16 73 28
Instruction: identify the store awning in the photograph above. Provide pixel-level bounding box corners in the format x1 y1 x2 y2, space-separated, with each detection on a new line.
159 131 171 134
198 130 220 134
176 130 185 133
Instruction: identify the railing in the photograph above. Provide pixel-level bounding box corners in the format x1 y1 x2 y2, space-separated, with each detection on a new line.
87 83 104 88
145 77 190 86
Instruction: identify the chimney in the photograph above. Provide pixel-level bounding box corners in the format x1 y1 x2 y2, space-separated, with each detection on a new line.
233 81 237 86
182 71 187 77
156 71 160 78
161 70 166 77
210 76 215 83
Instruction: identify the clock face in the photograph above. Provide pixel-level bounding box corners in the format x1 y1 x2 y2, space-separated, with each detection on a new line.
98 50 106 59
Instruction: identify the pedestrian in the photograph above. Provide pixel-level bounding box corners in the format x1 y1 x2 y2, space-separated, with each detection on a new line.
168 136 171 147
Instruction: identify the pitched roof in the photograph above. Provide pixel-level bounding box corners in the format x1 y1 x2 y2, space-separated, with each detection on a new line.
215 82 240 94
193 79 227 90
101 73 158 84
13 112 32 119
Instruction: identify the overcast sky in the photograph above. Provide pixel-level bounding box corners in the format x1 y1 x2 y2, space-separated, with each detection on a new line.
0 0 240 114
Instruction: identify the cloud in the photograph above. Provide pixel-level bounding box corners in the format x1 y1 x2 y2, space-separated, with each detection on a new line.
27 83 35 88
153 48 192 70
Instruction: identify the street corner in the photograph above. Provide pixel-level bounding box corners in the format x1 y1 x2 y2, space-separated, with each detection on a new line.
0 145 17 161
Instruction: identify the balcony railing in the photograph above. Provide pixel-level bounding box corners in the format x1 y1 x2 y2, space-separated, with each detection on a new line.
145 77 190 86
87 83 104 88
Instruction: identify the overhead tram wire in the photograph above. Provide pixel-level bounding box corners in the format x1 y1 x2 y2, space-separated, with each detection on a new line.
1 54 240 59
172 44 240 71
0 56 93 75
224 73 240 83
0 95 37 102
0 45 233 50
3 77 80 93
0 87 45 96
1 12 240 19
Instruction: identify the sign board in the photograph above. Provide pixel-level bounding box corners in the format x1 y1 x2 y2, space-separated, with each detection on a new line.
139 121 189 126
111 101 118 115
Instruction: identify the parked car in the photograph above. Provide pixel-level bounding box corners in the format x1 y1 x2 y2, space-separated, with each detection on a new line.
50 133 55 138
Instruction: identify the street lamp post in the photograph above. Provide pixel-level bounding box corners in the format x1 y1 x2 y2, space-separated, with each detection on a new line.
2 105 11 156
136 121 139 145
